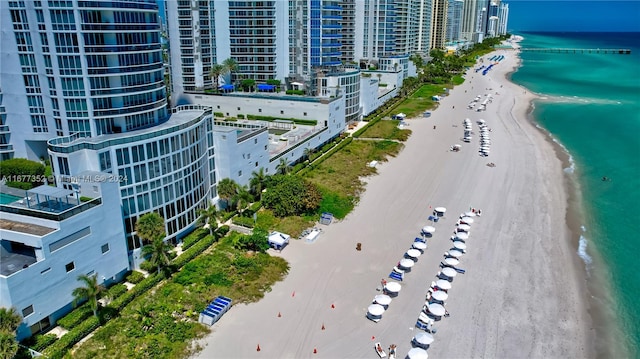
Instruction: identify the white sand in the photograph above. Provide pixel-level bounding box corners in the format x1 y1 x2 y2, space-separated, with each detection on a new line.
194 49 593 358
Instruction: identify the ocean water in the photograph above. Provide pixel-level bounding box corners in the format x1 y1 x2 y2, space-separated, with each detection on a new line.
511 32 640 356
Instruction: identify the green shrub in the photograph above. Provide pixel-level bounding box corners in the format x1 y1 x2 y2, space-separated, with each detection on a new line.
22 333 58 352
237 114 245 119
285 89 304 95
220 210 237 222
43 316 100 359
232 216 254 228
57 303 92 330
5 181 32 190
139 260 156 273
79 196 93 202
213 112 224 117
182 228 207 251
106 283 128 300
125 271 145 284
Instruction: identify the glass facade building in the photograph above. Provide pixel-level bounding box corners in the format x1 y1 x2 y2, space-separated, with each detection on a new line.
1 0 167 159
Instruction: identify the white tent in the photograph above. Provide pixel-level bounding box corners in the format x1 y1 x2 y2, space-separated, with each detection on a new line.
453 242 467 250
268 231 290 250
426 303 446 316
407 348 429 359
431 290 448 301
422 226 436 234
400 258 415 268
406 249 421 258
368 304 385 316
435 280 452 290
455 232 469 240
414 332 435 346
442 267 457 278
374 294 392 306
444 257 459 266
385 282 402 293
413 241 427 250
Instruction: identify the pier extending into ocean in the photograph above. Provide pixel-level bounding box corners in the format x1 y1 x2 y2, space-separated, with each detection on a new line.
519 48 631 54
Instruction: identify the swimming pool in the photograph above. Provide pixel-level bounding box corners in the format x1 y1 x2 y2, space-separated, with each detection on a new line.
0 193 22 205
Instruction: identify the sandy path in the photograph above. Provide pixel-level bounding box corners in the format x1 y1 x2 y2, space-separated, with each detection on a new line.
194 49 592 359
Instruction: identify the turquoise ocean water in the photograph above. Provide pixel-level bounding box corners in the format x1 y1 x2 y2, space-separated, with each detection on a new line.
511 32 640 356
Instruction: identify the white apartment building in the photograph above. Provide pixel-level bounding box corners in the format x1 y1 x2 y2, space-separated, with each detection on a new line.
0 179 128 340
0 0 167 160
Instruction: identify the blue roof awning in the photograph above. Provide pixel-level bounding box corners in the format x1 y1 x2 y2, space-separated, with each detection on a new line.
257 84 276 91
219 84 234 90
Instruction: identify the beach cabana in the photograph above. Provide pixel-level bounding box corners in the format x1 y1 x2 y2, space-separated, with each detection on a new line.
412 241 427 251
385 281 402 294
453 242 467 250
422 226 435 235
455 232 469 241
399 258 415 269
434 207 447 216
367 304 385 322
443 257 459 266
460 216 474 224
431 290 448 302
406 249 421 259
374 294 392 306
407 347 429 359
435 280 452 290
426 303 446 317
268 231 290 250
413 332 435 348
448 250 464 258
441 267 457 279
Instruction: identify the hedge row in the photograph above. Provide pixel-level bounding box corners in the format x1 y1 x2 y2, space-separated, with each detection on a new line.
56 303 92 330
181 228 207 251
125 270 145 284
106 283 128 300
26 333 58 352
43 316 100 359
231 216 254 228
43 227 229 358
245 114 317 126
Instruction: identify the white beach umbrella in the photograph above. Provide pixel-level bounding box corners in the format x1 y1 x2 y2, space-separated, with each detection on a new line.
435 280 452 290
422 225 436 234
481 149 491 154
444 257 459 266
414 332 435 345
407 347 429 359
453 241 467 250
400 258 415 268
442 267 457 278
431 290 449 301
368 304 385 316
455 232 469 240
413 241 427 250
385 282 402 293
427 303 446 316
374 294 392 306
449 249 464 258
406 249 422 258
460 216 474 224
457 224 471 232
434 207 447 214
464 211 476 217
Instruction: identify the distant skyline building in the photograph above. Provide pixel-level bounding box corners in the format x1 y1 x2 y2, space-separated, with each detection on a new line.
430 0 449 49
446 0 465 43
460 0 478 42
0 0 168 160
497 2 509 35
416 0 434 53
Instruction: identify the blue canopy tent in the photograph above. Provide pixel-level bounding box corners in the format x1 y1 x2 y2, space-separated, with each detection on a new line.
219 84 235 92
257 84 276 92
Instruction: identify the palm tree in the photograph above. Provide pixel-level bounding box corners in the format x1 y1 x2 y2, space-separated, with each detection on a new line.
217 178 238 210
135 212 166 244
222 58 239 86
197 205 220 236
303 147 313 163
276 158 290 175
210 63 225 91
249 168 268 200
0 308 21 333
234 185 253 216
72 274 105 317
141 238 172 274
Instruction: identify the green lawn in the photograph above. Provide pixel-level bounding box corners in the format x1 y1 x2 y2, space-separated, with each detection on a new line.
304 140 403 218
393 84 451 117
71 233 289 359
358 119 412 141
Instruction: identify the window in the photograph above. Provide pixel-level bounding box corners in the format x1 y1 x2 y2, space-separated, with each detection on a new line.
280 110 284 114
22 305 34 317
65 262 75 272
237 107 241 110
258 109 262 113
255 162 258 167
41 267 51 274
238 170 242 177
304 112 307 116
101 243 110 254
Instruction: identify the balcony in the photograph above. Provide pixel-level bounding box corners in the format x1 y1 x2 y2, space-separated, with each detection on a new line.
0 240 38 277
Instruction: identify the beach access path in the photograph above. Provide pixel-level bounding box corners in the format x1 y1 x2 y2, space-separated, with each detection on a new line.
193 49 593 359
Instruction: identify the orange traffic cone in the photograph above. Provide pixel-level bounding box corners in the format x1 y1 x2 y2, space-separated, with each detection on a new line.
321 323 325 330
277 312 281 317
313 348 317 354
257 344 261 352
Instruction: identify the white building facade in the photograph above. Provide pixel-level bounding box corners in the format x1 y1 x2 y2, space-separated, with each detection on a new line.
0 0 167 160
0 180 129 340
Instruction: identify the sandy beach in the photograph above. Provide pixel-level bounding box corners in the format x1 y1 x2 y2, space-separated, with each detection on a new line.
194 47 594 358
